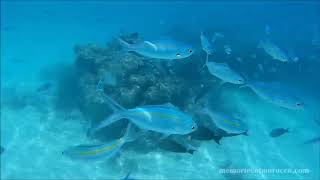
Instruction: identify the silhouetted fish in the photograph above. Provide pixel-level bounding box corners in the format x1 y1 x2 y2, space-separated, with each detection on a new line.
36 82 52 93
190 126 247 145
63 123 138 161
303 137 320 145
269 128 289 137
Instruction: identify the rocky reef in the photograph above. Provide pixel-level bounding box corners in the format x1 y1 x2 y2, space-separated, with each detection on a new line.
71 33 221 141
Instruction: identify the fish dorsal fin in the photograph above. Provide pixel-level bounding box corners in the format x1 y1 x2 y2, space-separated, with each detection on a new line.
161 102 180 110
144 41 158 51
137 103 179 110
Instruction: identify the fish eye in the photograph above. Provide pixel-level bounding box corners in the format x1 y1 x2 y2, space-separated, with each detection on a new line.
191 126 195 129
296 103 301 106
176 53 181 57
189 49 193 53
238 79 243 82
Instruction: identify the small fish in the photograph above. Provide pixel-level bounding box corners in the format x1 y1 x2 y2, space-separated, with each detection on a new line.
88 90 197 136
258 39 289 62
63 123 137 160
36 82 52 93
118 38 193 60
269 128 289 137
303 137 320 145
190 126 247 145
242 81 304 110
206 61 245 84
200 32 214 55
203 108 248 135
158 138 196 155
224 45 232 55
1 146 4 154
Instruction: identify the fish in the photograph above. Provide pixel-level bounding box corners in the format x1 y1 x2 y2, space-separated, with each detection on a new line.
242 81 304 110
200 32 214 55
36 82 52 93
63 123 138 160
258 39 289 62
158 138 197 155
224 45 232 55
269 128 289 137
89 88 197 136
203 108 248 135
190 126 247 145
89 103 197 136
118 38 193 60
205 61 245 84
303 137 320 145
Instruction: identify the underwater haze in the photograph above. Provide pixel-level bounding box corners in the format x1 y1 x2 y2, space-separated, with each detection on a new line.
1 1 320 180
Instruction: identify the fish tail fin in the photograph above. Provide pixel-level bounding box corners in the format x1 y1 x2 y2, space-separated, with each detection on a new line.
118 38 133 51
199 53 209 72
124 123 139 143
188 149 196 155
87 112 125 137
213 136 222 145
123 170 132 180
242 131 249 136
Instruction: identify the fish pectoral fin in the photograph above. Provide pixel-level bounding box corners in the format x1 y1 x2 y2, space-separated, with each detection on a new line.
144 41 158 51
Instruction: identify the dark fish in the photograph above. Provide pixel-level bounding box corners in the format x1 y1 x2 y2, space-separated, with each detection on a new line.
1 146 4 154
269 128 289 137
36 82 52 93
158 138 196 154
303 137 320 145
190 126 247 145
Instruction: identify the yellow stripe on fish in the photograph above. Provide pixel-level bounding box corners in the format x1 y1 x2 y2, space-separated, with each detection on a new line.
133 111 181 121
78 140 122 156
223 119 240 127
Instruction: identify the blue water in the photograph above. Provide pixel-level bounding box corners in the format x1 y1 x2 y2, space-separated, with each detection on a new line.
1 1 319 180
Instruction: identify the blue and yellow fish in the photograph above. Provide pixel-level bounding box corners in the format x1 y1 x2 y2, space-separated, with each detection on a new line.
89 84 197 136
62 123 137 160
89 103 197 137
